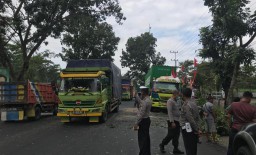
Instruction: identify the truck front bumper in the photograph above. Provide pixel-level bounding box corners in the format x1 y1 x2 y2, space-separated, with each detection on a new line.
57 112 102 117
151 101 167 109
1 111 24 121
57 107 103 122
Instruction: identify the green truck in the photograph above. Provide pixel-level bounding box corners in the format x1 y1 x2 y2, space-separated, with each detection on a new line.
145 66 181 109
57 59 121 123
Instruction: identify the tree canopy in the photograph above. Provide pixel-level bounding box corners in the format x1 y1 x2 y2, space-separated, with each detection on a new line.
6 43 60 82
199 0 256 103
59 18 120 61
0 0 125 81
121 32 166 84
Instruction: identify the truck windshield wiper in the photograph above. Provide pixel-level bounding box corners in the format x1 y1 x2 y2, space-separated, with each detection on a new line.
83 92 93 95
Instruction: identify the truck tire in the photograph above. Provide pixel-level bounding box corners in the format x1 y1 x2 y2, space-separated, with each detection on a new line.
150 107 156 112
34 106 41 120
113 105 119 113
236 146 251 155
52 105 58 116
100 105 109 123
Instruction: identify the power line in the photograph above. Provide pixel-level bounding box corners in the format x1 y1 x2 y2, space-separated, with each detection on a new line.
175 25 210 60
172 9 210 51
173 2 256 64
178 3 256 60
174 11 211 55
177 2 256 60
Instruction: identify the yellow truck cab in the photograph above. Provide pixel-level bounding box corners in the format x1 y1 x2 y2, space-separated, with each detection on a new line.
151 76 181 109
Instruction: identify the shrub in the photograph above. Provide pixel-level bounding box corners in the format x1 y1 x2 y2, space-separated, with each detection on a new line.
213 106 230 136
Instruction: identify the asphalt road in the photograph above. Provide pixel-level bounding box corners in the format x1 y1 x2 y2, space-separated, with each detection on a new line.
0 101 227 155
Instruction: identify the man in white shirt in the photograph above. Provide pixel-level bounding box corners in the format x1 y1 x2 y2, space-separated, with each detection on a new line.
159 90 184 154
134 86 152 155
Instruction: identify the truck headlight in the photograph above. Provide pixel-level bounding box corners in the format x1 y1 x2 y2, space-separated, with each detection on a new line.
58 109 66 113
96 98 102 105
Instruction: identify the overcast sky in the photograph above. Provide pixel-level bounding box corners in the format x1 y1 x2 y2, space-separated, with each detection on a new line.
42 0 256 75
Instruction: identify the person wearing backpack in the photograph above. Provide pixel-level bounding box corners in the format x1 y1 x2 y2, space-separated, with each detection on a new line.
203 96 217 143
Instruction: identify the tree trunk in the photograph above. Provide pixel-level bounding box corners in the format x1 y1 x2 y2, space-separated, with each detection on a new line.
226 61 240 105
223 86 229 105
17 59 29 81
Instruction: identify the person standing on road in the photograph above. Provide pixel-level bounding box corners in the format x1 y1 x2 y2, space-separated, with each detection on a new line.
159 90 184 154
134 92 142 109
133 86 152 155
227 91 256 155
180 88 201 155
203 96 217 143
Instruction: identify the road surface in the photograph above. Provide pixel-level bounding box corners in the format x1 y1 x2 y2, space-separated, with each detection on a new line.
0 100 227 155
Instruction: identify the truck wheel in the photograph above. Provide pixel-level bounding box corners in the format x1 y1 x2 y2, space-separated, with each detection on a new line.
34 106 41 120
100 106 108 123
236 146 251 155
150 107 156 112
113 105 119 113
52 105 58 116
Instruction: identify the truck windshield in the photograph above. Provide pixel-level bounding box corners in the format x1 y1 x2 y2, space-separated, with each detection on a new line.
154 82 179 93
122 85 130 92
60 78 101 93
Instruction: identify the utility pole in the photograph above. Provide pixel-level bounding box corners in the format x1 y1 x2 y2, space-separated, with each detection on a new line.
170 51 178 68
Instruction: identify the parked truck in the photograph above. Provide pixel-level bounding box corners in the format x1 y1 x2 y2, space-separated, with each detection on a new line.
0 81 59 121
145 66 181 109
57 59 121 123
121 79 133 100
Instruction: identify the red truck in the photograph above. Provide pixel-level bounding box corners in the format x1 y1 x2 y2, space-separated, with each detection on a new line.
0 81 59 121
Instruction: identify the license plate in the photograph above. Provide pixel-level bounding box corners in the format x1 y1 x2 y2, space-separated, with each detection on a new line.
73 111 83 115
161 103 167 106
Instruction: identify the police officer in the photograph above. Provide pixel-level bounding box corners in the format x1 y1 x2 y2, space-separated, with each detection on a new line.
180 88 201 155
133 86 152 155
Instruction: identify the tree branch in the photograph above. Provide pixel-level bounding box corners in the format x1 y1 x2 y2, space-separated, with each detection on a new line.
27 36 47 59
242 32 256 47
24 22 32 44
17 26 25 52
13 1 24 18
3 31 16 46
239 36 243 46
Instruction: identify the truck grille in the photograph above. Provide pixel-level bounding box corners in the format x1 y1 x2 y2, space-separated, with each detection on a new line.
63 101 95 106
160 96 169 101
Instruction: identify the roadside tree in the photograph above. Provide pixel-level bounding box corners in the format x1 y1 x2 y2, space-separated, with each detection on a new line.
6 43 60 82
121 32 166 84
199 0 256 104
0 0 125 81
59 17 120 61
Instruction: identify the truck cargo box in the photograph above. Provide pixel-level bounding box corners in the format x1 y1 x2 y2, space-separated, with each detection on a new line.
0 81 59 121
145 66 174 89
0 81 58 105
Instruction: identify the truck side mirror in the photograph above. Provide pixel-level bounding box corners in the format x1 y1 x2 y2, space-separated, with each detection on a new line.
101 77 109 85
